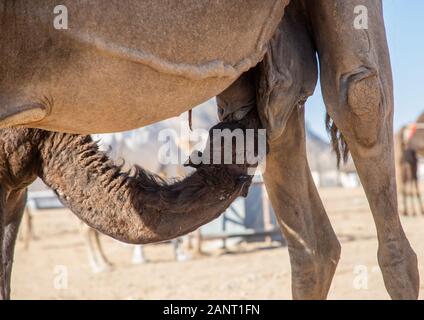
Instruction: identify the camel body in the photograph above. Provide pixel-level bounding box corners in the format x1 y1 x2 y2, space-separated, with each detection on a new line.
396 114 424 215
0 0 287 133
0 0 421 300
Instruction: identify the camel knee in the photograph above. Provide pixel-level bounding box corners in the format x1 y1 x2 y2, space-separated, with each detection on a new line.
335 66 390 149
288 235 341 275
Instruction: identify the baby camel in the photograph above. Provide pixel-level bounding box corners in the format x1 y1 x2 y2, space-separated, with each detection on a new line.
0 114 256 299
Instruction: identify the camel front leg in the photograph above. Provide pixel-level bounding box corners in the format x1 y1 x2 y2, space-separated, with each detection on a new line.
263 107 341 299
22 203 36 250
401 180 409 216
308 0 419 299
0 188 4 300
251 0 341 299
2 190 26 300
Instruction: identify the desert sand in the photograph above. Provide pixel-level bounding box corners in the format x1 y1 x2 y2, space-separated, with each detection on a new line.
11 187 424 300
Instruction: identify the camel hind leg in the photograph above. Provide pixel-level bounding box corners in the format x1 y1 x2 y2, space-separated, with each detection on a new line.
92 229 113 270
255 0 340 299
308 0 419 299
415 180 424 215
21 203 36 250
401 181 409 216
132 245 147 264
407 180 418 217
263 108 341 299
414 180 424 215
407 159 418 216
82 225 112 273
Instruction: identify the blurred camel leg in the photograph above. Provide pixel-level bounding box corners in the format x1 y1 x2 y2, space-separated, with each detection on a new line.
195 229 203 255
309 0 419 299
408 153 419 216
399 171 408 216
186 231 202 255
395 129 410 216
173 238 190 262
257 0 340 299
414 180 424 215
400 178 409 216
82 225 113 273
92 228 113 268
131 239 189 264
407 177 417 216
132 245 147 264
22 204 35 249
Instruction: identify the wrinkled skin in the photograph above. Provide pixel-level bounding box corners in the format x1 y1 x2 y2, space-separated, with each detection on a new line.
0 0 419 300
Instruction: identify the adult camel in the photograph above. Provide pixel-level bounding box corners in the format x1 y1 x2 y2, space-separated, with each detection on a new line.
408 112 424 157
395 124 423 216
0 0 419 300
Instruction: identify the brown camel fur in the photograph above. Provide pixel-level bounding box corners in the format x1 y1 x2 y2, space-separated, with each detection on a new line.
22 177 190 272
395 126 423 216
0 0 419 300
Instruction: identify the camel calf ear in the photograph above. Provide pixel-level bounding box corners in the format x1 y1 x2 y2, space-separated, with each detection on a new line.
0 103 47 128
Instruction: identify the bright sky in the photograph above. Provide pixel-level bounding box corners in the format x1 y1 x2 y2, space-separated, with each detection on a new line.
305 0 424 140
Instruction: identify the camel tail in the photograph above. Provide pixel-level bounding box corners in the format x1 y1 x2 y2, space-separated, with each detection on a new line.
325 113 350 168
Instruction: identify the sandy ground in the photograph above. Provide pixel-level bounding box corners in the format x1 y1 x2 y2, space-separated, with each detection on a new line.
11 187 424 300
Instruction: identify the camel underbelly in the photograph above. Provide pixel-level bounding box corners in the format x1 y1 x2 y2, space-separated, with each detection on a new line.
8 51 234 134
0 0 289 134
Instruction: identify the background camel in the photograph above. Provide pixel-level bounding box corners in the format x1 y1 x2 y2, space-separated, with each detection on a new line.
0 0 419 300
407 112 424 157
395 125 423 216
